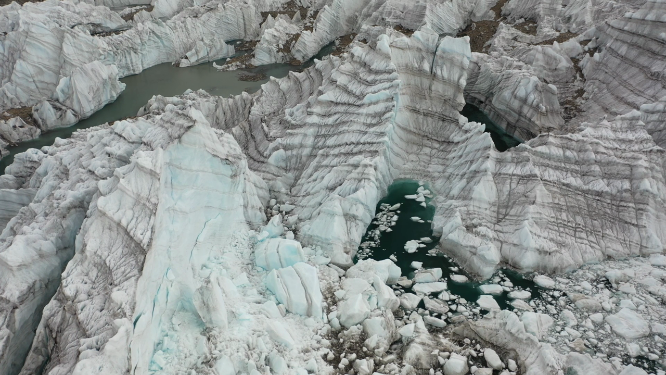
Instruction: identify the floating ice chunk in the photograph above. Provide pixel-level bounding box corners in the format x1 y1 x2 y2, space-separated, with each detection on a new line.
404 240 420 253
269 352 288 374
259 214 284 239
507 290 531 300
193 279 228 329
450 274 469 283
649 254 666 267
233 272 249 286
479 284 504 295
477 295 500 311
619 365 649 375
483 348 503 370
533 275 556 288
605 269 634 287
424 296 449 315
261 301 282 319
412 282 447 294
389 203 401 210
363 317 389 338
400 293 422 310
411 261 423 269
280 204 295 213
424 316 447 328
255 238 305 270
373 275 400 311
405 194 418 200
398 323 415 339
414 268 443 283
561 309 577 326
443 353 468 375
215 356 236 375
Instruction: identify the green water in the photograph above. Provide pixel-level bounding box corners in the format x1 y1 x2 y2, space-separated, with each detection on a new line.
461 104 522 152
0 42 334 174
356 179 541 311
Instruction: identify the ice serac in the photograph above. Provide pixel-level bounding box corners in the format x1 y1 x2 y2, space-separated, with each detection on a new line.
128 114 267 374
32 61 126 129
291 0 495 63
255 238 305 270
465 52 564 140
265 263 323 317
5 110 190 375
194 26 666 278
252 15 303 66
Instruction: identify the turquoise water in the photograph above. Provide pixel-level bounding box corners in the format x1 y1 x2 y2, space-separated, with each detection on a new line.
0 43 334 174
356 179 541 311
461 104 522 152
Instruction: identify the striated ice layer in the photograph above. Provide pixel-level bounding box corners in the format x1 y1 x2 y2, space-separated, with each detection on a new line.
139 28 666 280
290 0 495 63
465 52 564 140
580 0 666 122
434 110 666 278
640 96 666 149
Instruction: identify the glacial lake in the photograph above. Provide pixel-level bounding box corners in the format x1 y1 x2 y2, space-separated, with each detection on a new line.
461 104 522 151
356 179 541 312
0 44 333 174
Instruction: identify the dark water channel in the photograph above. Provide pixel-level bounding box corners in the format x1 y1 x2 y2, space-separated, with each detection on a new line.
461 104 522 152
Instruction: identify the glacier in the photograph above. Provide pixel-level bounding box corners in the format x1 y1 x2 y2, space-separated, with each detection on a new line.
0 0 666 374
